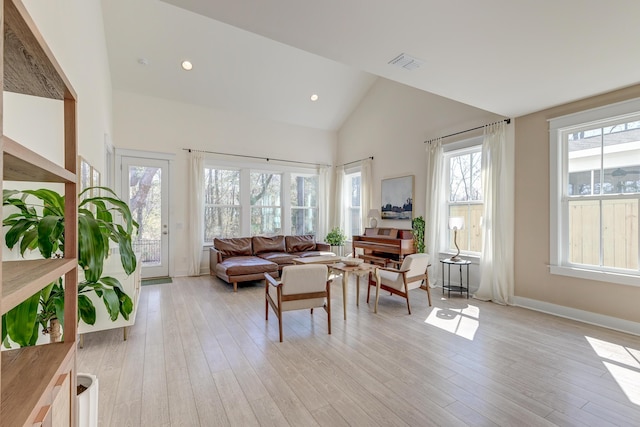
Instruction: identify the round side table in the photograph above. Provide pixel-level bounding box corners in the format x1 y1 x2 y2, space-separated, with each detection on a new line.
440 258 471 298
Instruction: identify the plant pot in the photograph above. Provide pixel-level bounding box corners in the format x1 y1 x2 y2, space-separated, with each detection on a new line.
77 373 99 427
330 245 344 257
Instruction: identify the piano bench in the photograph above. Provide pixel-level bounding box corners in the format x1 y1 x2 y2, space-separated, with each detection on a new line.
359 254 390 266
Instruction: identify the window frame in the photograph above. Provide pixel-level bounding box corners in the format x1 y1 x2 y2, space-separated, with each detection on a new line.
250 170 283 236
549 97 640 287
443 138 483 257
290 172 319 236
203 166 242 242
203 159 320 242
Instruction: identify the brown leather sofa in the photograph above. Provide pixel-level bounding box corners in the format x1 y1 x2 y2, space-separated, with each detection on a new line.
210 235 333 291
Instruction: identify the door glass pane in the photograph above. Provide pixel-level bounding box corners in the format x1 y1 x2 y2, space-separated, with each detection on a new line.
128 165 162 266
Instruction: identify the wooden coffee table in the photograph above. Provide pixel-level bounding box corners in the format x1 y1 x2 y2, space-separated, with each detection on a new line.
291 255 338 265
292 256 377 320
328 262 377 320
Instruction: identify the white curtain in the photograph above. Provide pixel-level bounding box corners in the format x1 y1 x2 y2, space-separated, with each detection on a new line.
426 139 445 287
360 158 373 230
475 121 514 304
187 151 205 276
317 166 331 242
332 166 345 234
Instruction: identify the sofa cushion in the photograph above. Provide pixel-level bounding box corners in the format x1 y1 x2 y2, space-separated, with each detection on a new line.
257 252 298 266
252 235 286 255
217 256 278 276
285 235 316 253
214 237 253 259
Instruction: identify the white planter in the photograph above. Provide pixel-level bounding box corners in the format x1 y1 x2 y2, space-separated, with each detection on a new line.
330 245 344 257
77 373 99 427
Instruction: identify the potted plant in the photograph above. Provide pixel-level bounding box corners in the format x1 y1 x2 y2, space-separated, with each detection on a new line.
412 216 425 253
325 226 347 256
2 186 138 346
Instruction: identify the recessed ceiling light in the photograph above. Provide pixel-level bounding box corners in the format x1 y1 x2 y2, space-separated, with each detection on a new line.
181 60 193 71
310 94 319 101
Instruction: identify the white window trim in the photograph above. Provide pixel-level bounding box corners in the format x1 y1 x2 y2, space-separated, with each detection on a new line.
290 172 319 235
204 159 320 240
203 166 241 244
444 138 483 257
549 97 640 287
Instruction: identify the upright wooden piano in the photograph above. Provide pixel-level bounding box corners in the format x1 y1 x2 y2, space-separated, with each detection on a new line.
352 227 415 265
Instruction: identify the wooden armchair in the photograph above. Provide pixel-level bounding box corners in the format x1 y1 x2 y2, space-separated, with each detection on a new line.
368 253 432 314
265 264 331 342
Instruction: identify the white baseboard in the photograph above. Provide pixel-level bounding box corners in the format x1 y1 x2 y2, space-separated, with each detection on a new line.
513 296 640 336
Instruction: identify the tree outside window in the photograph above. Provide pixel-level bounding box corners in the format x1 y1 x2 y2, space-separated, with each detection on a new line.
447 148 482 253
204 168 240 242
251 172 282 236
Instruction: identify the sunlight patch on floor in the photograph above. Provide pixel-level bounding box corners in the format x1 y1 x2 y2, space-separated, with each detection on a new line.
586 336 640 405
424 304 479 340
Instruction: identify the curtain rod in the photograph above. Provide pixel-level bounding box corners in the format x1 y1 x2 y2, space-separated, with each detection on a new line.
424 118 511 144
337 156 374 168
183 148 330 167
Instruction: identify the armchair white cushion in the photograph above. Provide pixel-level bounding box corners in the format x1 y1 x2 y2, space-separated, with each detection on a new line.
370 253 432 314
265 264 331 342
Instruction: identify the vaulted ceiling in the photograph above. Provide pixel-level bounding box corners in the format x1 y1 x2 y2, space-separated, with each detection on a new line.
102 0 640 130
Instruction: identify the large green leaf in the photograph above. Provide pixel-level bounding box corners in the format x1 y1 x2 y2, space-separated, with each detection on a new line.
5 218 37 250
114 286 133 320
78 215 106 282
37 215 64 258
5 293 40 347
99 276 124 292
19 228 39 255
100 288 120 321
23 189 65 216
77 295 96 325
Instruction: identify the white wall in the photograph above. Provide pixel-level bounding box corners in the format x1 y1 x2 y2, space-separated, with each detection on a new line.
112 90 337 276
3 1 112 261
338 78 504 291
20 0 113 172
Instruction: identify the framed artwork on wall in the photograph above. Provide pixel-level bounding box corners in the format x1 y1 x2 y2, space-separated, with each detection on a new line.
381 175 414 220
78 155 102 198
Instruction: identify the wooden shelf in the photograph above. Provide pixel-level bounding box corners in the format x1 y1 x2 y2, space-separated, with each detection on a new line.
1 342 74 427
2 136 75 183
3 0 75 100
1 259 77 315
1 0 79 424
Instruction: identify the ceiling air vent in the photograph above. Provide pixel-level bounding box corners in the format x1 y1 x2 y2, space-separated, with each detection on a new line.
388 53 423 70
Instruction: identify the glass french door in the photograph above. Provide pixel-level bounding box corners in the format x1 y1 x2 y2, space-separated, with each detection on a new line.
121 156 170 278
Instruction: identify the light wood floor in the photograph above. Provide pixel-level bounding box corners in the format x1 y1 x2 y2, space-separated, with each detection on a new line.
77 275 640 427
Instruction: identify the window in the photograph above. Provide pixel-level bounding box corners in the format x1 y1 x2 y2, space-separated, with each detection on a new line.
345 171 361 238
204 164 320 241
445 146 483 254
550 98 640 285
290 173 318 235
250 172 282 236
204 167 241 242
